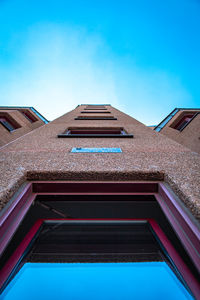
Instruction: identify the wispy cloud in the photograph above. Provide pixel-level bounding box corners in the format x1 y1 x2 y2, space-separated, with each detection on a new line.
0 24 119 120
0 23 192 124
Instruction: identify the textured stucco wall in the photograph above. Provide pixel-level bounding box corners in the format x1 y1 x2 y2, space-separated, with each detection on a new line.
0 105 199 221
0 108 45 147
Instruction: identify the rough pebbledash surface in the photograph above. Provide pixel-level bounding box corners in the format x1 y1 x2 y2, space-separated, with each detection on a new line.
0 105 199 220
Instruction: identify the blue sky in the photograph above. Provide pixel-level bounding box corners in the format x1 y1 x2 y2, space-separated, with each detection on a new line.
0 0 200 125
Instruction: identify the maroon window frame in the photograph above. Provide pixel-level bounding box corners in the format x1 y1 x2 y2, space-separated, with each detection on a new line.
0 217 199 299
75 116 117 120
81 111 111 113
58 128 133 138
173 114 195 131
70 129 122 134
0 117 19 132
21 110 37 123
84 107 107 110
0 181 199 298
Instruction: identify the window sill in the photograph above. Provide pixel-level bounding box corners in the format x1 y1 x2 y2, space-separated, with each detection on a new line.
75 117 117 120
58 134 133 138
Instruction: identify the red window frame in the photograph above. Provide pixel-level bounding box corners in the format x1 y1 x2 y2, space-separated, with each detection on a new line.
84 107 107 110
69 129 122 134
75 116 117 120
173 114 195 131
21 110 37 123
0 181 199 298
0 117 19 132
81 111 111 113
0 218 198 298
58 128 133 138
0 117 15 132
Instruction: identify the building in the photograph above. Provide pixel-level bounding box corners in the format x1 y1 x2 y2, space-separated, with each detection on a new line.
0 106 48 147
0 105 199 299
154 108 200 154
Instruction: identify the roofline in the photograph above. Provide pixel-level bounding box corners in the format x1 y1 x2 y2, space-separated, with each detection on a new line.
0 106 49 124
174 108 200 111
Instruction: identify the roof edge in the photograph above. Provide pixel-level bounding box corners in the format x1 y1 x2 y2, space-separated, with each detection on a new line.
0 106 49 124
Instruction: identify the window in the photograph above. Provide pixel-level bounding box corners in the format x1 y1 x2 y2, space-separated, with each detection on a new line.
21 110 37 123
84 108 107 110
58 127 133 138
0 220 195 299
75 116 117 120
81 111 111 114
0 182 198 298
0 117 17 132
172 114 195 131
85 105 107 110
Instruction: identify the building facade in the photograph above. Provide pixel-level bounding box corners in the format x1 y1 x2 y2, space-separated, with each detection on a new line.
0 106 48 147
0 105 199 299
154 108 200 154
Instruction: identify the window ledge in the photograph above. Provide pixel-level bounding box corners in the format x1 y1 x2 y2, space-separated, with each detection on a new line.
58 133 134 138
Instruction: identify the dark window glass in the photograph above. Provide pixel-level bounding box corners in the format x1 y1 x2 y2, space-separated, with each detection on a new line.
75 116 117 120
174 114 195 131
58 127 133 138
0 117 15 132
21 111 37 123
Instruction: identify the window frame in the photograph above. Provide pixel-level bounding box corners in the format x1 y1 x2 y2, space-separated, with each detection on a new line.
81 111 111 114
75 116 117 120
170 112 197 131
0 117 15 132
58 127 133 138
0 217 198 298
0 116 20 132
21 110 38 123
0 181 199 298
84 106 107 110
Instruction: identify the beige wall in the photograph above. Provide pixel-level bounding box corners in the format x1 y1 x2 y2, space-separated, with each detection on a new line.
0 108 45 147
0 105 199 221
160 110 200 154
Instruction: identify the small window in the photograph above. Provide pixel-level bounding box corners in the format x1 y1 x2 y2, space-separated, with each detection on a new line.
58 127 133 138
0 117 18 132
172 114 195 131
84 106 107 110
84 108 107 110
21 110 37 123
81 111 111 114
75 116 117 120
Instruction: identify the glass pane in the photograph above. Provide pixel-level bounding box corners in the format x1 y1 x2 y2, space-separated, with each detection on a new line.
0 221 193 299
0 120 15 131
71 148 122 153
1 262 193 300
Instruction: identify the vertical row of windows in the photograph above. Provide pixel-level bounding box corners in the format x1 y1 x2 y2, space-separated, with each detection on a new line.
58 105 133 138
76 105 117 120
85 105 107 110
